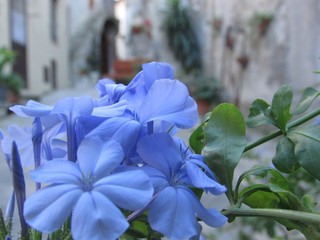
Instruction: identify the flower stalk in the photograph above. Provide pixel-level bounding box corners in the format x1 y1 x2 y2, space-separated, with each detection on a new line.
244 107 320 152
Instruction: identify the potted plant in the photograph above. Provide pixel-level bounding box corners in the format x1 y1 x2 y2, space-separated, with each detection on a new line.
192 73 221 115
0 47 24 103
249 12 273 37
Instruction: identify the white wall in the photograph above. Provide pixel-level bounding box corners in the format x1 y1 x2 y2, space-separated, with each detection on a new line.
0 0 70 97
0 0 10 48
25 0 70 96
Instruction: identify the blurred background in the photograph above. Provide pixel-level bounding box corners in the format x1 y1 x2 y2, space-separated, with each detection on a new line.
1 0 320 110
1 0 320 239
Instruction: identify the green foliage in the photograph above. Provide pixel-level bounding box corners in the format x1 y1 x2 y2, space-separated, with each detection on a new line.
162 0 202 73
247 84 293 133
272 137 300 174
0 47 24 93
192 73 221 102
0 209 11 239
288 125 320 180
199 83 320 239
203 103 247 203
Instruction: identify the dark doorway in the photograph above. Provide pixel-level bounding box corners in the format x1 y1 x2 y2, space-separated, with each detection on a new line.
10 0 28 87
51 60 57 89
100 18 119 74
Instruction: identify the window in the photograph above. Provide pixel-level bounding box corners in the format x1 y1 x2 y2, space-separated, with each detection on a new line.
50 0 58 42
10 0 26 45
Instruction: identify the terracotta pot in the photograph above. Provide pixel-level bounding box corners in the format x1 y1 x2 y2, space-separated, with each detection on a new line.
197 99 212 116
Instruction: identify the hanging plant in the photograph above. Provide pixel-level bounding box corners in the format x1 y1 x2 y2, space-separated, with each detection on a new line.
249 12 273 37
162 0 202 73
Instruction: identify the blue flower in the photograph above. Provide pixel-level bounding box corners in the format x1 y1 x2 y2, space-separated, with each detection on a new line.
24 137 153 239
93 62 197 130
89 62 198 164
137 133 227 239
10 96 100 161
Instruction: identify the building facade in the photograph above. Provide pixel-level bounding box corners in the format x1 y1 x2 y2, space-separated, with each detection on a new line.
0 0 71 98
0 0 116 98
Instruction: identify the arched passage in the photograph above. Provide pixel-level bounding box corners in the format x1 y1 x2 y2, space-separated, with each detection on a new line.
100 18 119 74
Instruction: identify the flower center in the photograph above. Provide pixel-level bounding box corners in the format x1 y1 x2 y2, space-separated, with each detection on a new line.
81 174 95 192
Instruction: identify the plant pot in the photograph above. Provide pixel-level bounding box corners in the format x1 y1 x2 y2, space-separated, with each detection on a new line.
6 90 20 104
197 99 212 116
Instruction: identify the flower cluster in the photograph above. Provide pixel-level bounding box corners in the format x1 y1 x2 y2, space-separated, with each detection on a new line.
2 62 227 239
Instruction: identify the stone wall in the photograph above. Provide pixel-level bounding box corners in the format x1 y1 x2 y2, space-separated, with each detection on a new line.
205 0 320 107
118 0 320 108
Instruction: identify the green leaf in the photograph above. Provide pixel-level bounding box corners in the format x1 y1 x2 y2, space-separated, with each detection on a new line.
246 99 274 128
236 168 320 236
235 165 272 201
301 194 318 212
189 123 205 154
293 87 320 115
239 169 297 208
243 189 280 208
271 84 293 132
268 169 292 192
288 125 320 180
203 103 247 203
272 137 300 174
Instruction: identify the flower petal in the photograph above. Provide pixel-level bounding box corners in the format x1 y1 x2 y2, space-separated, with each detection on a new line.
186 161 226 194
142 62 174 90
77 138 124 178
24 184 82 233
137 133 182 178
87 117 140 158
139 79 198 128
72 191 128 240
92 100 128 117
142 165 169 192
29 160 82 184
94 169 153 210
187 188 227 228
148 186 198 239
53 96 95 118
9 100 53 117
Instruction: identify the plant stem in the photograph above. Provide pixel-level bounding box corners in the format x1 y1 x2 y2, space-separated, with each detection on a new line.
244 107 320 152
223 207 320 225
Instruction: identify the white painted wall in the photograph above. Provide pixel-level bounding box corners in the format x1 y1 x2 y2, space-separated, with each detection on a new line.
0 0 70 97
26 0 70 96
0 0 10 48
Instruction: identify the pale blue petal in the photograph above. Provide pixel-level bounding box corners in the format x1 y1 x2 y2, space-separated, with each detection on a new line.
29 160 82 184
87 117 136 139
9 100 53 117
187 188 227 228
92 100 128 117
76 138 102 175
185 161 226 194
53 96 95 118
142 62 174 90
148 186 198 240
24 184 82 233
137 133 182 178
94 170 153 210
95 78 126 101
1 125 34 166
77 138 124 178
142 165 169 192
93 140 124 178
87 117 140 158
72 191 128 240
139 79 198 128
